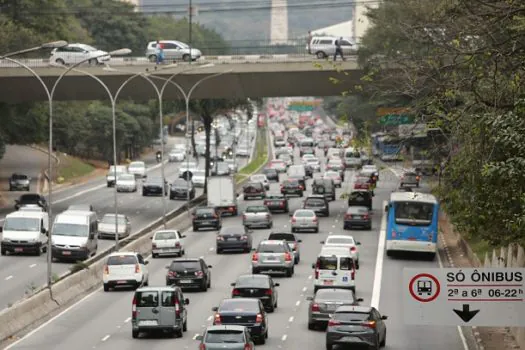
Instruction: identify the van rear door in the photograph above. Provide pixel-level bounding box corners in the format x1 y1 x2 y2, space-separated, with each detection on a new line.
336 256 355 288
316 256 338 287
135 290 160 326
159 290 177 326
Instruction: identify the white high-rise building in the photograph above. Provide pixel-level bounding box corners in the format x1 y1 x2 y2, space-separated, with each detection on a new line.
353 0 379 44
270 0 288 45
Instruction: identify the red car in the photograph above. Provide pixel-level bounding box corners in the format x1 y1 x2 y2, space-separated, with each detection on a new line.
353 177 371 190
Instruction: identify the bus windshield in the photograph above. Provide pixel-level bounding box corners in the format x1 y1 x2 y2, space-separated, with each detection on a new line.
394 201 434 226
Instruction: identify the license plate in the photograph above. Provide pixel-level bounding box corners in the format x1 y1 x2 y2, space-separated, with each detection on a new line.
266 256 277 260
138 320 158 326
62 251 71 255
326 304 338 311
271 201 281 205
179 279 192 283
341 336 360 342
14 248 23 252
354 215 362 219
227 237 237 241
203 221 212 224
117 280 127 284
323 280 334 285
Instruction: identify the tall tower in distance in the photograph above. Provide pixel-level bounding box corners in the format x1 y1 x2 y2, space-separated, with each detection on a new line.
270 0 288 45
354 0 379 44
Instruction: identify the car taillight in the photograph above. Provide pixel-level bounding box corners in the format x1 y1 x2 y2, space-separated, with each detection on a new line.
315 269 319 279
175 300 180 317
313 217 318 223
362 320 376 328
195 271 204 277
345 214 352 219
350 246 357 252
263 201 269 206
351 270 355 280
135 264 140 273
284 252 292 261
132 295 137 319
252 253 258 261
265 288 272 295
217 236 224 241
213 214 219 219
299 185 304 190
244 344 252 350
416 176 421 181
168 271 177 277
328 319 341 327
255 313 263 323
152 242 157 249
199 344 206 350
280 201 285 208
232 288 241 296
311 303 320 312
242 214 247 220
175 242 181 248
363 214 369 220
291 217 296 223
265 214 270 219
214 314 222 325
103 264 109 274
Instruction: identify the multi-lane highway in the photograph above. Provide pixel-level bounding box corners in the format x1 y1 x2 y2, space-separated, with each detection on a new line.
0 134 253 310
4 135 470 350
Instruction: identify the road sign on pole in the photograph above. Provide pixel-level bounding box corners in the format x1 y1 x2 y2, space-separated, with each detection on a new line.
404 268 525 326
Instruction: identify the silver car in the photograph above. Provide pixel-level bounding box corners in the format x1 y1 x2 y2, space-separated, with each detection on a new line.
251 240 295 277
323 171 342 187
169 149 185 162
267 232 301 264
145 40 201 62
98 213 131 239
307 288 363 329
191 170 206 187
290 209 319 233
116 173 137 192
243 205 273 229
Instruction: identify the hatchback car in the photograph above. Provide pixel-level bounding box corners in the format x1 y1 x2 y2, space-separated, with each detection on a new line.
212 298 269 345
250 174 270 190
217 225 253 253
192 206 221 231
326 305 388 350
50 43 110 65
323 171 342 188
231 274 279 312
347 190 373 210
9 173 30 191
98 213 131 239
307 288 363 329
290 209 319 233
243 182 266 200
151 230 185 258
263 193 289 213
267 232 301 263
321 235 361 268
145 40 201 62
142 176 168 196
170 179 196 200
251 240 295 276
103 252 149 291
165 258 212 291
262 168 279 182
243 205 273 229
400 171 420 187
128 161 147 178
344 206 372 230
196 325 254 349
116 174 137 192
280 178 304 197
303 195 330 217
268 159 287 172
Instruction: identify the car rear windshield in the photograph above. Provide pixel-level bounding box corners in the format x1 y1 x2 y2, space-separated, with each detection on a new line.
326 237 354 245
268 233 294 242
235 276 270 288
170 261 200 271
196 208 215 216
258 244 286 253
316 289 355 302
154 231 177 240
107 255 137 265
12 174 28 179
20 194 41 201
246 206 267 213
295 210 314 217
205 330 244 343
318 256 338 270
334 312 370 322
305 199 326 207
135 291 158 307
220 300 259 312
220 226 244 235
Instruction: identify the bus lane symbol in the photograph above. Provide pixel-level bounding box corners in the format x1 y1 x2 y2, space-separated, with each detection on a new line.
409 273 441 303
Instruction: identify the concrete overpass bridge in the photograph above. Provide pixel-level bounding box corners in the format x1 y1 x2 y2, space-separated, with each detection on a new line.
0 57 364 103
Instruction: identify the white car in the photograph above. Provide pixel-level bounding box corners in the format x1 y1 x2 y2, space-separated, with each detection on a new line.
103 252 149 292
362 164 379 178
323 171 342 187
302 154 316 163
151 229 186 258
321 235 361 268
50 43 110 66
306 158 321 172
178 162 199 178
116 174 137 192
192 170 206 187
128 161 147 178
250 174 270 190
169 149 185 162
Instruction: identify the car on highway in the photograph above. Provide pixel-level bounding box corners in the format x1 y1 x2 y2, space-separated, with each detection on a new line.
307 288 363 330
127 161 147 178
400 171 420 187
290 209 319 233
326 160 345 180
14 193 48 211
274 135 286 147
132 286 189 338
321 235 361 268
165 257 212 291
231 274 279 312
344 206 372 230
67 204 95 211
263 193 289 213
362 164 379 179
301 153 315 163
151 229 185 258
18 204 45 212
280 178 304 197
106 165 127 187
222 159 238 173
347 190 373 210
236 145 250 157
216 225 253 253
211 162 230 176
1 210 49 256
277 153 293 167
323 171 342 187
313 246 357 292
212 298 269 345
146 40 201 62
190 170 206 187
262 167 279 182
50 43 111 65
178 161 198 179
306 158 321 172
192 206 222 231
251 239 295 276
242 205 273 229
170 179 196 200
354 176 372 191
98 213 131 239
103 251 149 291
268 159 287 172
311 179 336 201
250 174 270 190
299 146 315 157
116 173 138 192
267 232 301 263
168 148 185 162
9 173 31 191
303 195 330 216
325 305 387 350
196 325 255 349
243 182 266 200
142 176 168 196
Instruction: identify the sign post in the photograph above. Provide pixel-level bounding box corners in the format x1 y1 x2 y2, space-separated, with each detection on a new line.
403 268 525 326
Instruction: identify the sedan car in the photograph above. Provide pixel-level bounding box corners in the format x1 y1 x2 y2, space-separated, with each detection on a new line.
323 171 342 188
250 174 270 190
177 162 198 179
326 305 387 350
168 149 185 162
212 298 268 345
354 176 372 191
211 162 230 176
196 325 254 349
50 43 110 65
98 213 131 239
190 170 206 188
267 232 301 263
400 171 420 187
151 229 185 258
268 159 287 173
303 195 330 216
165 257 212 291
216 225 253 253
290 209 319 233
344 206 372 230
262 168 279 182
243 182 266 200
347 190 373 210
277 153 293 167
231 274 279 312
223 159 238 173
307 288 363 329
127 161 147 178
170 179 196 200
243 205 273 229
280 179 304 197
9 173 30 191
251 240 295 276
192 206 221 231
263 193 289 213
142 176 168 196
321 235 361 268
116 174 137 192
306 158 321 172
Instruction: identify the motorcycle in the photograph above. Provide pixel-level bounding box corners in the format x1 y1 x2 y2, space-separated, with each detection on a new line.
156 152 162 163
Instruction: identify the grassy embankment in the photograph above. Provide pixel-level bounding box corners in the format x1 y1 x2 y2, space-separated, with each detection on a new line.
234 129 268 183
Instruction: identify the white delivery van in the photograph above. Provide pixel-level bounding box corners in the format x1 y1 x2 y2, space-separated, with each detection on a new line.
207 176 238 216
312 246 357 293
51 210 98 261
0 210 49 256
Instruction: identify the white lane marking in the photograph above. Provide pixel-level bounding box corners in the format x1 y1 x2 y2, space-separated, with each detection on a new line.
308 275 312 280
370 200 387 309
283 225 287 228
295 300 301 306
101 335 110 342
5 275 13 281
29 264 36 268
331 225 335 228
302 287 307 292
281 334 287 341
124 317 131 323
192 333 200 340
209 247 214 251
207 316 213 321
288 316 294 322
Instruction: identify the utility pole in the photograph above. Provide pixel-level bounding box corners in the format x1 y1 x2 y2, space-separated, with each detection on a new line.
189 0 193 64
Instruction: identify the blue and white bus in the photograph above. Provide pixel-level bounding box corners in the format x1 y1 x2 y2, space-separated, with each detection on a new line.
385 192 439 259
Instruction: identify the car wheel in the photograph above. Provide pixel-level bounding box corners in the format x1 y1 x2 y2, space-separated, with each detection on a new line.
380 330 386 347
132 330 139 338
148 55 157 63
0 248 6 256
182 54 191 62
216 248 222 254
142 191 147 196
176 329 183 337
326 343 333 350
103 283 110 292
192 225 198 231
314 227 319 233
55 58 65 65
201 280 208 292
267 303 275 313
252 268 260 274
299 191 304 197
308 322 316 330
88 58 98 66
356 260 360 269
286 267 293 277
152 253 158 258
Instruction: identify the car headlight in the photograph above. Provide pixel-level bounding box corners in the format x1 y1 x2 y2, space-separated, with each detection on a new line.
2 238 11 243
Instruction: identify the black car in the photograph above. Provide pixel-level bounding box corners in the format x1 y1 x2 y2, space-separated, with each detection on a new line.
243 182 266 200
192 207 222 231
312 179 336 201
14 193 47 211
307 288 363 329
142 176 168 196
347 190 373 210
216 225 253 253
170 179 196 200
212 298 269 345
9 173 31 191
263 193 289 213
262 168 279 182
281 178 304 196
344 206 372 230
165 258 212 291
303 195 330 216
231 274 279 312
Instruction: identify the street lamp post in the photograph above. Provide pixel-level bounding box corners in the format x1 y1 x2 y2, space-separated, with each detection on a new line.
1 40 68 58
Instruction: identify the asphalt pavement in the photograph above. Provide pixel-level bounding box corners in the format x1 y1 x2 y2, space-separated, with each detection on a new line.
4 142 470 350
0 134 252 310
